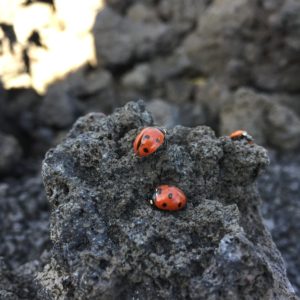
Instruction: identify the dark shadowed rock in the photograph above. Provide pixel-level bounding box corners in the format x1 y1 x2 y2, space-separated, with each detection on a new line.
146 99 179 128
105 0 134 13
0 132 22 175
62 67 116 114
0 258 41 300
38 84 79 129
258 151 300 295
0 175 50 299
39 101 297 299
0 176 50 268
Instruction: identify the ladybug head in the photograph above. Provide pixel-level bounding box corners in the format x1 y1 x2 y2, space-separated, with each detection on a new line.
242 131 254 142
149 187 160 206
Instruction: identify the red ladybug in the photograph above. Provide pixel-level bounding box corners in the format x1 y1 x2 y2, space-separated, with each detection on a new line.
150 185 187 211
133 127 166 157
229 130 253 144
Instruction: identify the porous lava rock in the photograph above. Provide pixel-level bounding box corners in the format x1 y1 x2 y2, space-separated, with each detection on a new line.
258 151 300 296
0 176 50 268
40 101 297 299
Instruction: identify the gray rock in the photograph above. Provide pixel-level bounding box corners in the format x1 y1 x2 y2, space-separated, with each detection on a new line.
219 88 269 145
220 88 300 150
165 79 194 104
258 152 300 295
151 49 191 82
157 0 208 34
39 101 297 299
38 84 78 129
0 258 42 300
127 3 158 23
62 67 116 114
0 176 50 268
182 0 300 92
146 99 179 128
93 7 179 67
0 132 22 174
194 79 230 129
65 67 113 98
105 0 135 13
265 104 300 150
121 64 152 90
178 103 206 128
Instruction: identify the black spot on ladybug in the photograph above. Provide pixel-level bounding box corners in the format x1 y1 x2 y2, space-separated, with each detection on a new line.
162 203 167 207
144 135 150 139
168 193 173 199
156 138 160 143
178 203 182 208
143 148 149 153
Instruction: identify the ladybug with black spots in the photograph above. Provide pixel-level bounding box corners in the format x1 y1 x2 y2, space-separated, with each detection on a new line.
150 185 187 211
229 130 253 144
133 127 166 157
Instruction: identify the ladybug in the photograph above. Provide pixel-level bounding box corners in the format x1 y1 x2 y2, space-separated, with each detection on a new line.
150 185 187 211
229 130 253 144
133 127 166 157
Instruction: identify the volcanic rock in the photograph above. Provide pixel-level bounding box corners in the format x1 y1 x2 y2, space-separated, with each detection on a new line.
39 101 297 299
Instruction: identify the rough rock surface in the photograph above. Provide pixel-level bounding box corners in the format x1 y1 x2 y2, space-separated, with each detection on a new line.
0 258 44 300
258 152 300 296
40 101 297 299
1 0 300 297
0 175 50 299
0 176 50 268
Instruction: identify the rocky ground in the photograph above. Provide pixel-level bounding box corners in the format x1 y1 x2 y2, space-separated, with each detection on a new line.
0 0 300 299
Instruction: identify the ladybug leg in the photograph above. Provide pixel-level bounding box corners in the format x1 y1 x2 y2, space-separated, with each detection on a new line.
158 128 168 151
246 134 254 143
158 127 167 135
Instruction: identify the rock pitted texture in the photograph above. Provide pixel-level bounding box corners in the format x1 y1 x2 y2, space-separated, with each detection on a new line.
40 101 297 299
0 176 50 268
259 152 300 296
0 175 50 300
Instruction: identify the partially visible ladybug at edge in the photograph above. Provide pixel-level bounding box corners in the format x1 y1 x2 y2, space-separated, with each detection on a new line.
229 130 254 144
150 185 187 211
133 127 166 157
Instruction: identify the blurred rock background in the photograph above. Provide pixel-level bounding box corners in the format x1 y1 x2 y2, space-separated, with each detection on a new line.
0 0 299 297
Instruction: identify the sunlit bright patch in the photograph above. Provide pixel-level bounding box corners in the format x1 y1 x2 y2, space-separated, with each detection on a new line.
0 0 104 94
